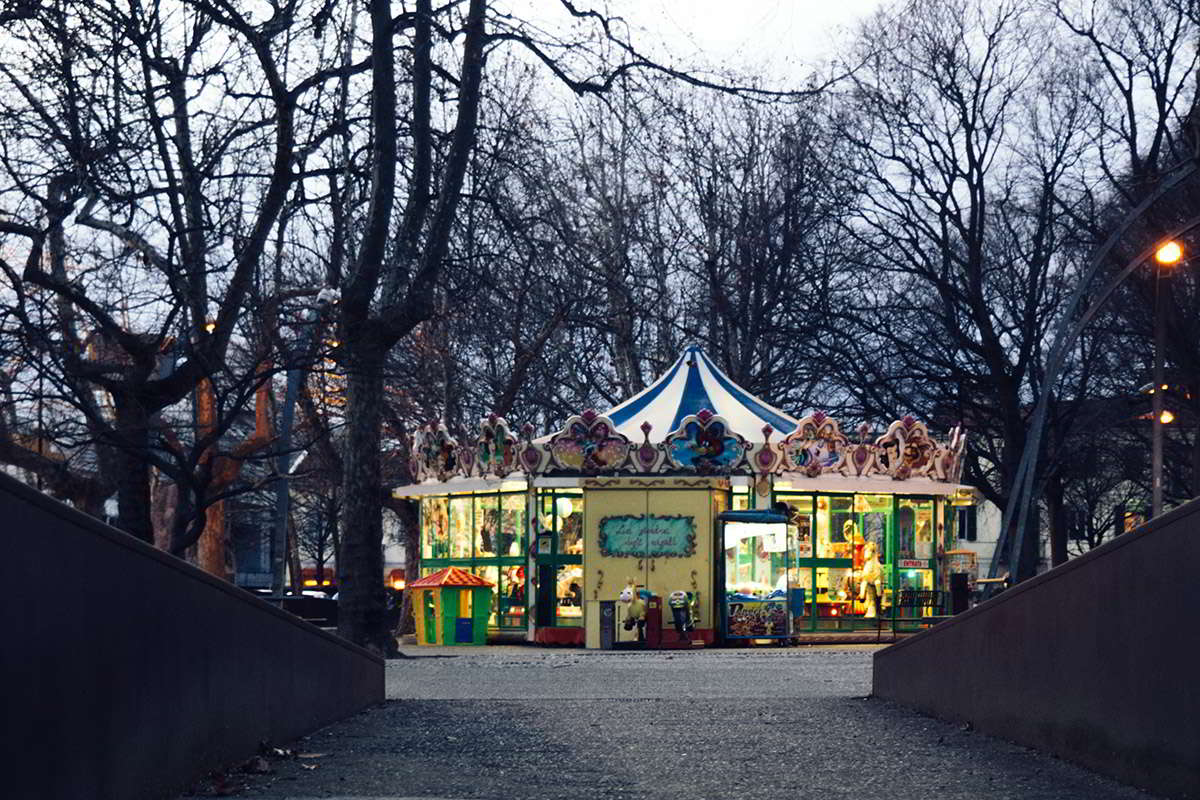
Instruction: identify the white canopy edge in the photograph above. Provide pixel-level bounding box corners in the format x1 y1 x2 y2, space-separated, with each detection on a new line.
775 473 976 498
392 475 529 498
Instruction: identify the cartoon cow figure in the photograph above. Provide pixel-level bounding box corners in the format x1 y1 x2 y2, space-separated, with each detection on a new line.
619 581 647 641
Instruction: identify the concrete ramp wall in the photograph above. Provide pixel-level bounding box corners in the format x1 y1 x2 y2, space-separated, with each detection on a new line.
0 473 384 800
873 497 1200 799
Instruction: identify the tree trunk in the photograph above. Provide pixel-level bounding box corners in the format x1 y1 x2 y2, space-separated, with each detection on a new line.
337 344 390 654
1046 474 1068 568
198 499 229 579
399 498 420 636
111 393 154 544
288 510 303 594
1016 498 1041 580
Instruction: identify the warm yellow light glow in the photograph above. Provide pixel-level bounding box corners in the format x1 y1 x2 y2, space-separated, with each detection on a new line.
204 321 217 333
1160 410 1176 424
1155 240 1183 265
303 579 318 586
951 488 977 506
392 579 406 590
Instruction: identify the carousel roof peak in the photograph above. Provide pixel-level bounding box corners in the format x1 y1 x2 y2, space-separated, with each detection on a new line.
603 346 797 443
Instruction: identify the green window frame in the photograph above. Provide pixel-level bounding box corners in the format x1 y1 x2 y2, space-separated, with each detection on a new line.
770 490 943 633
534 488 584 627
419 490 529 630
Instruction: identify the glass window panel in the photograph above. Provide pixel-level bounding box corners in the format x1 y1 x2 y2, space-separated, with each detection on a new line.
725 524 787 598
857 494 890 566
499 493 526 557
778 494 813 560
555 493 583 555
474 566 499 626
535 490 556 550
916 505 935 559
448 496 472 559
499 565 527 627
896 567 935 617
896 505 914 558
816 495 854 559
474 494 499 558
897 498 935 560
814 567 852 623
732 487 751 511
555 564 584 626
422 497 449 560
420 498 432 560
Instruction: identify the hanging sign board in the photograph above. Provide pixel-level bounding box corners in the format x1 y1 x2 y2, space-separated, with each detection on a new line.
599 515 696 558
898 558 927 569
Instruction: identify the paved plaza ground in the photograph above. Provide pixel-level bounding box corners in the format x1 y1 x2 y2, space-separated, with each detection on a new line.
183 645 1160 799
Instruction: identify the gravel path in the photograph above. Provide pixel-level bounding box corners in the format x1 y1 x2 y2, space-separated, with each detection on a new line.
184 646 1160 800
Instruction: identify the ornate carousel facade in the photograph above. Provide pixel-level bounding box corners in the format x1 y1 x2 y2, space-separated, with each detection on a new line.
395 345 975 647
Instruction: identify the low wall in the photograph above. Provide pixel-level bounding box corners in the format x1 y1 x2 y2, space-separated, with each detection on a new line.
0 473 384 800
873 497 1200 799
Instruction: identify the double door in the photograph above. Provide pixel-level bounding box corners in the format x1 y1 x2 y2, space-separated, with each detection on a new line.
583 485 718 648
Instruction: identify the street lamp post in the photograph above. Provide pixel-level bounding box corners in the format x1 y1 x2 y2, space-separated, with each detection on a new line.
1151 240 1182 518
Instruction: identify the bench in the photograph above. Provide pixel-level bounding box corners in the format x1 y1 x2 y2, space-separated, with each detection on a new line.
876 589 952 642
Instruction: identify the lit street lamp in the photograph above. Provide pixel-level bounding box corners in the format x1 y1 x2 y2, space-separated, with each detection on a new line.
1151 240 1182 518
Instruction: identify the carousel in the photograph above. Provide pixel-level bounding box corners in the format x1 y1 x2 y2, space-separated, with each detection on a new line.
394 345 976 647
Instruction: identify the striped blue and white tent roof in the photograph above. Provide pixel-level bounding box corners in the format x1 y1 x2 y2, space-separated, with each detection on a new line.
601 345 798 443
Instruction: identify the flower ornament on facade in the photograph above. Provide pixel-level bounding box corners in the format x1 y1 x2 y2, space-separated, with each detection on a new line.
664 409 748 473
416 421 459 483
747 424 782 495
408 425 427 481
875 416 936 480
518 422 545 475
928 424 965 482
455 437 477 479
782 412 848 477
632 421 662 472
476 413 517 478
547 409 631 473
839 422 878 478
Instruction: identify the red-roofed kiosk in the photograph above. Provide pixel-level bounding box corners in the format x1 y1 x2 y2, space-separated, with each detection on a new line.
409 566 495 646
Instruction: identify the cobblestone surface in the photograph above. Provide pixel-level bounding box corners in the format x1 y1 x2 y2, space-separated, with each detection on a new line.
184 646 1160 800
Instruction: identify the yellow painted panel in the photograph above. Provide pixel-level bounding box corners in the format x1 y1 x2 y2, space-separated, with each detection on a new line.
432 590 442 644
413 589 427 644
583 488 648 649
646 489 714 629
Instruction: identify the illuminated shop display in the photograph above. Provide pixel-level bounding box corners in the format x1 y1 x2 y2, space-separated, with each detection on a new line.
396 346 976 647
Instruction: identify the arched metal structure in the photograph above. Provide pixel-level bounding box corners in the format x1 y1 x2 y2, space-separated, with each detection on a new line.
989 159 1200 587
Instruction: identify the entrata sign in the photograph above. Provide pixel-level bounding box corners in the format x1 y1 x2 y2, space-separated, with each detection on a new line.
898 558 927 569
598 514 696 558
